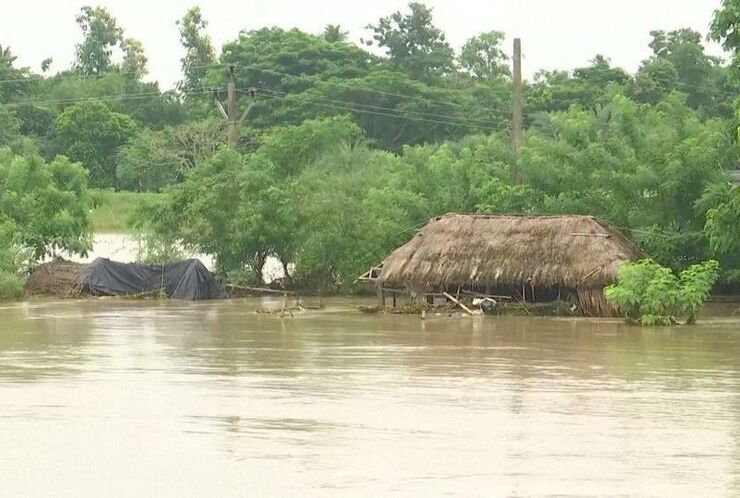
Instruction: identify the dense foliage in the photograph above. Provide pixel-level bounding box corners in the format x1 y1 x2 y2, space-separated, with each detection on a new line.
1 2 739 292
604 259 720 325
0 148 93 297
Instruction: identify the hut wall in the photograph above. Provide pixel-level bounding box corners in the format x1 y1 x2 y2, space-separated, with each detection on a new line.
577 287 619 317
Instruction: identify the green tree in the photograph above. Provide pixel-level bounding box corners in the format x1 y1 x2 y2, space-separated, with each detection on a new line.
710 0 740 54
177 6 216 93
459 31 510 80
38 72 187 129
705 185 740 257
73 6 123 75
629 57 679 104
526 56 630 115
604 259 720 325
521 91 730 268
116 119 225 191
55 101 137 187
0 44 39 103
0 106 22 149
323 24 348 43
217 27 375 91
121 37 148 79
642 29 726 113
0 147 93 260
366 2 454 80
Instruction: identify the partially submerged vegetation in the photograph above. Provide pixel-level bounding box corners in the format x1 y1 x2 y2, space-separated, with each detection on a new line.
0 148 92 300
604 259 720 325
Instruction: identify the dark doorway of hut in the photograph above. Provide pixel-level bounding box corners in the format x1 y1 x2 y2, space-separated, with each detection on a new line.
368 283 585 317
358 265 585 317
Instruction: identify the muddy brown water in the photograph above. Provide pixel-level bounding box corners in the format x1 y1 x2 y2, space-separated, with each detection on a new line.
0 298 738 497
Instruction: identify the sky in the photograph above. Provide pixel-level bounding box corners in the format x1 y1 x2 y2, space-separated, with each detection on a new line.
1 0 727 90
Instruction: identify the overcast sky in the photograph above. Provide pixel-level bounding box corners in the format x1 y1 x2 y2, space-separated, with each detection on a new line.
2 0 727 89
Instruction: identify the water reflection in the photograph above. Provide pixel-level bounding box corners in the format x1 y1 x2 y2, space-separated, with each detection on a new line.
0 297 737 496
0 300 92 380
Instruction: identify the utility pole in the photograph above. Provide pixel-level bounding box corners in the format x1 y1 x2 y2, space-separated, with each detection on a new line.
226 65 238 148
511 38 523 185
212 65 257 148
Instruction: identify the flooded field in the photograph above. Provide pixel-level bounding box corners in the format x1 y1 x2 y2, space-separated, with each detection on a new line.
59 232 284 282
0 298 738 497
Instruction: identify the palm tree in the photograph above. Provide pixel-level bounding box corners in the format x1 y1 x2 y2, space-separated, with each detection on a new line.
323 24 348 43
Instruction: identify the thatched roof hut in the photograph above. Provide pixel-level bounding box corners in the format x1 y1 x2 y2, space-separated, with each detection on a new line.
379 213 644 316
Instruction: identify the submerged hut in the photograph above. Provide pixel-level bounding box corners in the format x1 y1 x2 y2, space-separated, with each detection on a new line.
378 213 644 317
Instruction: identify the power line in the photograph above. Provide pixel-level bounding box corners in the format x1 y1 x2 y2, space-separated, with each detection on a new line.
229 63 520 116
257 88 511 134
0 63 228 85
6 88 212 107
633 74 740 100
256 87 510 129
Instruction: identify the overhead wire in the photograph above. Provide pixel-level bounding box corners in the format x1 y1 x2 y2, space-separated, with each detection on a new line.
226 63 520 115
254 87 511 130
6 88 212 107
0 62 228 85
255 88 512 134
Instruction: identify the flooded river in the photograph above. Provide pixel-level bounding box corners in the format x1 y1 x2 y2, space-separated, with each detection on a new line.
0 298 738 497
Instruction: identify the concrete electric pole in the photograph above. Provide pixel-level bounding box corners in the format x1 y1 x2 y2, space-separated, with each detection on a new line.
212 65 257 148
512 38 523 184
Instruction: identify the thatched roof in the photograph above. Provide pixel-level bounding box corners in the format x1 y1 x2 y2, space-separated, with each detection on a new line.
379 214 644 290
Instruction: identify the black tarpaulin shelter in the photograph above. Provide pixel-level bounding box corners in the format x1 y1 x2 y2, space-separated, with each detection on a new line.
78 258 225 300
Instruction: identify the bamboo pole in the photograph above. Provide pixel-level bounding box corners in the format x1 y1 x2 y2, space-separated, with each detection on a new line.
443 292 475 315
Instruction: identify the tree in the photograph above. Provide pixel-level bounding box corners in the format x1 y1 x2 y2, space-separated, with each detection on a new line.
520 91 730 269
0 44 36 102
526 56 630 115
73 6 123 75
0 147 93 261
177 7 216 93
218 27 375 90
644 29 723 111
710 0 740 54
117 119 225 191
121 37 148 79
604 259 719 325
39 72 187 129
40 57 53 73
323 24 348 43
705 185 740 257
459 31 510 80
0 106 22 149
366 2 454 80
629 57 679 104
55 101 137 187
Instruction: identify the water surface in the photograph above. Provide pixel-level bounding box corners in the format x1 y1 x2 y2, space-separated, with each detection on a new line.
0 298 738 497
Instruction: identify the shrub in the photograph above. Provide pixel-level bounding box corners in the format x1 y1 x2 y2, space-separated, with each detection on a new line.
0 243 29 300
604 259 720 325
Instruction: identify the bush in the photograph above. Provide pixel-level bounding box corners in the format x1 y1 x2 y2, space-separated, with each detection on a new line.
0 243 30 300
604 259 720 325
0 270 24 300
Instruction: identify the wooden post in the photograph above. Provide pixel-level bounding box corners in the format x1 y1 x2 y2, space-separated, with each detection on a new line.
511 38 523 184
377 284 385 307
443 291 475 316
226 65 238 147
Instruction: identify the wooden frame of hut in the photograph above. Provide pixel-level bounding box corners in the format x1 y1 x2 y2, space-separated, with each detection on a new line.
374 213 644 317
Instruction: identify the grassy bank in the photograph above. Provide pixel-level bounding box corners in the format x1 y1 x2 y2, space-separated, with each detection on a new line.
90 190 160 232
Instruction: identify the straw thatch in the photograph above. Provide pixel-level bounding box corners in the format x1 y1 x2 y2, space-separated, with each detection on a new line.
379 214 644 316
